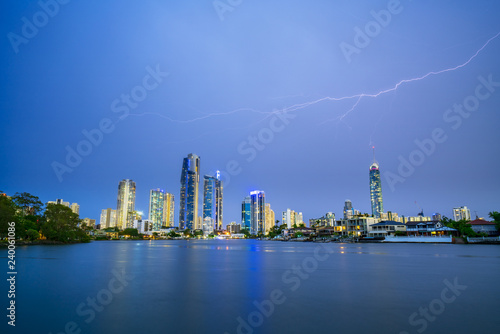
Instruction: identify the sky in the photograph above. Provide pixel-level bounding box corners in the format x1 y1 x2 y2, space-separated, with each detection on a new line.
1 0 500 225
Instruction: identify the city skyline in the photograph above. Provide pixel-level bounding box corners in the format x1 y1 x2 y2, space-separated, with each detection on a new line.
1 1 499 227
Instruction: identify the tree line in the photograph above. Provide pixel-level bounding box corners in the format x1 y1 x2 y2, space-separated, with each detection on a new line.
0 192 90 243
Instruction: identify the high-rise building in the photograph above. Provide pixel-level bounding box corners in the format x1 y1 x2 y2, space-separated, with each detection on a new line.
70 203 80 215
100 208 117 229
179 154 200 230
282 209 303 228
343 200 353 219
241 196 251 230
432 213 442 222
203 171 223 231
453 206 471 222
116 179 136 230
369 150 383 218
163 192 175 227
149 188 170 231
264 203 275 233
250 191 266 235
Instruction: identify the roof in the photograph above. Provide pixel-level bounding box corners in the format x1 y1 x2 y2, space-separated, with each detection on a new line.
371 221 406 226
468 219 495 225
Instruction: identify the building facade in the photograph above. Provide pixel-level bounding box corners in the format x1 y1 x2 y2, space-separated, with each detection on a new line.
369 161 383 218
116 179 136 230
264 203 275 233
250 191 266 235
453 206 471 221
203 171 223 231
179 153 200 230
241 196 251 230
100 208 117 229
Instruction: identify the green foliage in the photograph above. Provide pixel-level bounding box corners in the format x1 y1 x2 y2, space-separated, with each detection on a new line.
167 230 181 238
489 211 500 231
193 229 204 236
442 217 478 237
266 224 287 238
0 195 18 237
41 203 83 242
295 232 304 238
12 192 43 216
26 229 40 241
119 228 139 236
394 231 406 236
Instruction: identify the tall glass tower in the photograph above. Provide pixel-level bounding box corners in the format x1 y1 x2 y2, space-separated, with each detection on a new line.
116 179 136 230
369 150 383 218
179 154 200 230
241 196 251 230
203 171 223 231
250 190 266 235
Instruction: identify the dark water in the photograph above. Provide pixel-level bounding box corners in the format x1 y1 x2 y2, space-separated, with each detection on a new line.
2 240 500 334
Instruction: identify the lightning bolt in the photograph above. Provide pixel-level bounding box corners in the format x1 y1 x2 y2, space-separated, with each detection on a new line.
127 31 500 126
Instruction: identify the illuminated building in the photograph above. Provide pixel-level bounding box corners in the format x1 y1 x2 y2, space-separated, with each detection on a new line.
149 188 174 230
179 154 200 230
203 171 223 231
116 179 136 230
100 208 117 229
369 149 383 218
250 190 265 235
241 196 251 230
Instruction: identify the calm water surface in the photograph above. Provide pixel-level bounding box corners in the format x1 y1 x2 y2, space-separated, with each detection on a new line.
3 240 500 334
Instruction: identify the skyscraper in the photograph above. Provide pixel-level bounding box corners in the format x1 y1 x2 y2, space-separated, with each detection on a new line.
265 203 275 233
163 192 175 227
203 171 223 231
149 188 172 231
250 190 265 235
179 154 200 230
242 196 251 230
116 179 136 230
343 200 353 219
369 150 383 218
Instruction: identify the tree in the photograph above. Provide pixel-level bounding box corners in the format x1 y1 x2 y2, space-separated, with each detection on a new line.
26 229 40 241
167 230 180 238
0 195 17 238
299 223 306 228
12 192 43 216
183 228 192 237
41 203 82 242
119 228 139 237
489 211 500 232
442 217 477 238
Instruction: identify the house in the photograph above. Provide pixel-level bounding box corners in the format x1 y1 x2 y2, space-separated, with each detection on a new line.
368 221 407 237
467 219 498 236
405 221 458 236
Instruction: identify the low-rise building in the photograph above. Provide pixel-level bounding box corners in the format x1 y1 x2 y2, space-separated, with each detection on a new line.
467 219 497 236
368 221 406 237
405 221 458 236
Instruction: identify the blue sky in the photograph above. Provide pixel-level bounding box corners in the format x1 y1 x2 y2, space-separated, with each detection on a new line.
1 0 499 224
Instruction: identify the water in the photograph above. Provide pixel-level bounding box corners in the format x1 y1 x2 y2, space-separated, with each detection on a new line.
3 240 500 334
